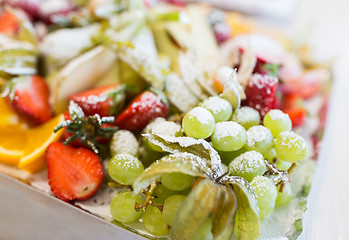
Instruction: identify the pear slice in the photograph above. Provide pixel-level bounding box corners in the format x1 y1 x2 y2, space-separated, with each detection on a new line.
51 45 117 113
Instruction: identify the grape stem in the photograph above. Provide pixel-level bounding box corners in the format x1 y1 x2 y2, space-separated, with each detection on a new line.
134 181 163 212
264 160 297 193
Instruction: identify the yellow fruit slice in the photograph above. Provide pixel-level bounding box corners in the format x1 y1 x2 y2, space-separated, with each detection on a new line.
0 125 26 165
0 97 21 127
18 114 65 173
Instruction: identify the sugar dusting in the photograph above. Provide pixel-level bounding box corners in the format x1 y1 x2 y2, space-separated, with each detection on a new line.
268 109 287 121
188 107 215 125
213 121 244 141
229 151 265 174
278 131 306 150
110 130 139 156
201 96 230 116
232 106 260 124
247 126 272 146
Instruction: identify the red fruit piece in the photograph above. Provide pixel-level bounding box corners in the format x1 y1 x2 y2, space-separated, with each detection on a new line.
244 73 278 117
70 84 122 117
4 75 52 126
281 94 306 127
46 142 104 202
115 91 169 132
0 9 20 34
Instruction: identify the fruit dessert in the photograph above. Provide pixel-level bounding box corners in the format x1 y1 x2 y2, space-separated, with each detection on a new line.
0 0 332 239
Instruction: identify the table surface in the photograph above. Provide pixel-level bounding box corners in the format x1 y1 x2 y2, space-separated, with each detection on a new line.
1 0 349 239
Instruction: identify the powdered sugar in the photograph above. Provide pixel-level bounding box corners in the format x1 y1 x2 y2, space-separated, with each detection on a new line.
213 121 244 141
229 151 265 174
188 107 215 125
268 109 287 121
110 130 139 156
246 125 272 146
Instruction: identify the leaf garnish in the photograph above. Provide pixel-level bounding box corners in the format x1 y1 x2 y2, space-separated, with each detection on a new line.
171 179 219 240
143 133 223 178
221 176 261 240
132 153 211 194
211 185 238 239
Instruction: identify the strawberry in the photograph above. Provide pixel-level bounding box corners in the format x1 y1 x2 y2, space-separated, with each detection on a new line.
46 142 104 202
55 102 117 156
3 75 52 126
62 111 114 146
69 84 125 117
115 90 169 132
243 73 278 118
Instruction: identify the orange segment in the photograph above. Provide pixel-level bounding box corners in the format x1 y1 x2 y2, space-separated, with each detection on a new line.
0 125 26 165
18 114 65 173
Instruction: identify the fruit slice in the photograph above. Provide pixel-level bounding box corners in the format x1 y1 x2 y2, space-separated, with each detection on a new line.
4 75 53 126
46 142 104 201
0 97 21 127
17 114 64 173
51 46 117 113
0 125 26 166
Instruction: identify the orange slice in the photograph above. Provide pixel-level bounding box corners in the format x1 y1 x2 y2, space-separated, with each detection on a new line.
0 125 27 165
17 114 64 173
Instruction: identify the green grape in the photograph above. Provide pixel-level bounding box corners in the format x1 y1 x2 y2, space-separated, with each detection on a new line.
274 131 307 162
275 159 293 171
108 154 144 185
211 121 247 152
218 147 247 165
263 109 292 137
139 146 167 168
161 195 186 226
191 218 213 240
110 191 142 223
182 107 215 139
250 176 277 220
264 148 276 163
161 172 194 191
110 130 139 157
142 205 170 236
143 118 183 152
199 96 233 123
275 183 292 207
153 184 189 204
245 125 273 155
231 106 260 130
229 151 267 182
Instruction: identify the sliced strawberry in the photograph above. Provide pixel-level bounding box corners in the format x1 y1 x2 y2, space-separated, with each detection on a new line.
46 142 104 202
4 75 52 126
243 73 278 117
69 84 123 117
0 9 20 34
115 90 169 132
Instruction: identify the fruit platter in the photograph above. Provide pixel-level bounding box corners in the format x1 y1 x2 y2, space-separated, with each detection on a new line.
0 0 332 239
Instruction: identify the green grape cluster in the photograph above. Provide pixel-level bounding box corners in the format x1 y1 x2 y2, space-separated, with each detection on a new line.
107 97 309 236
